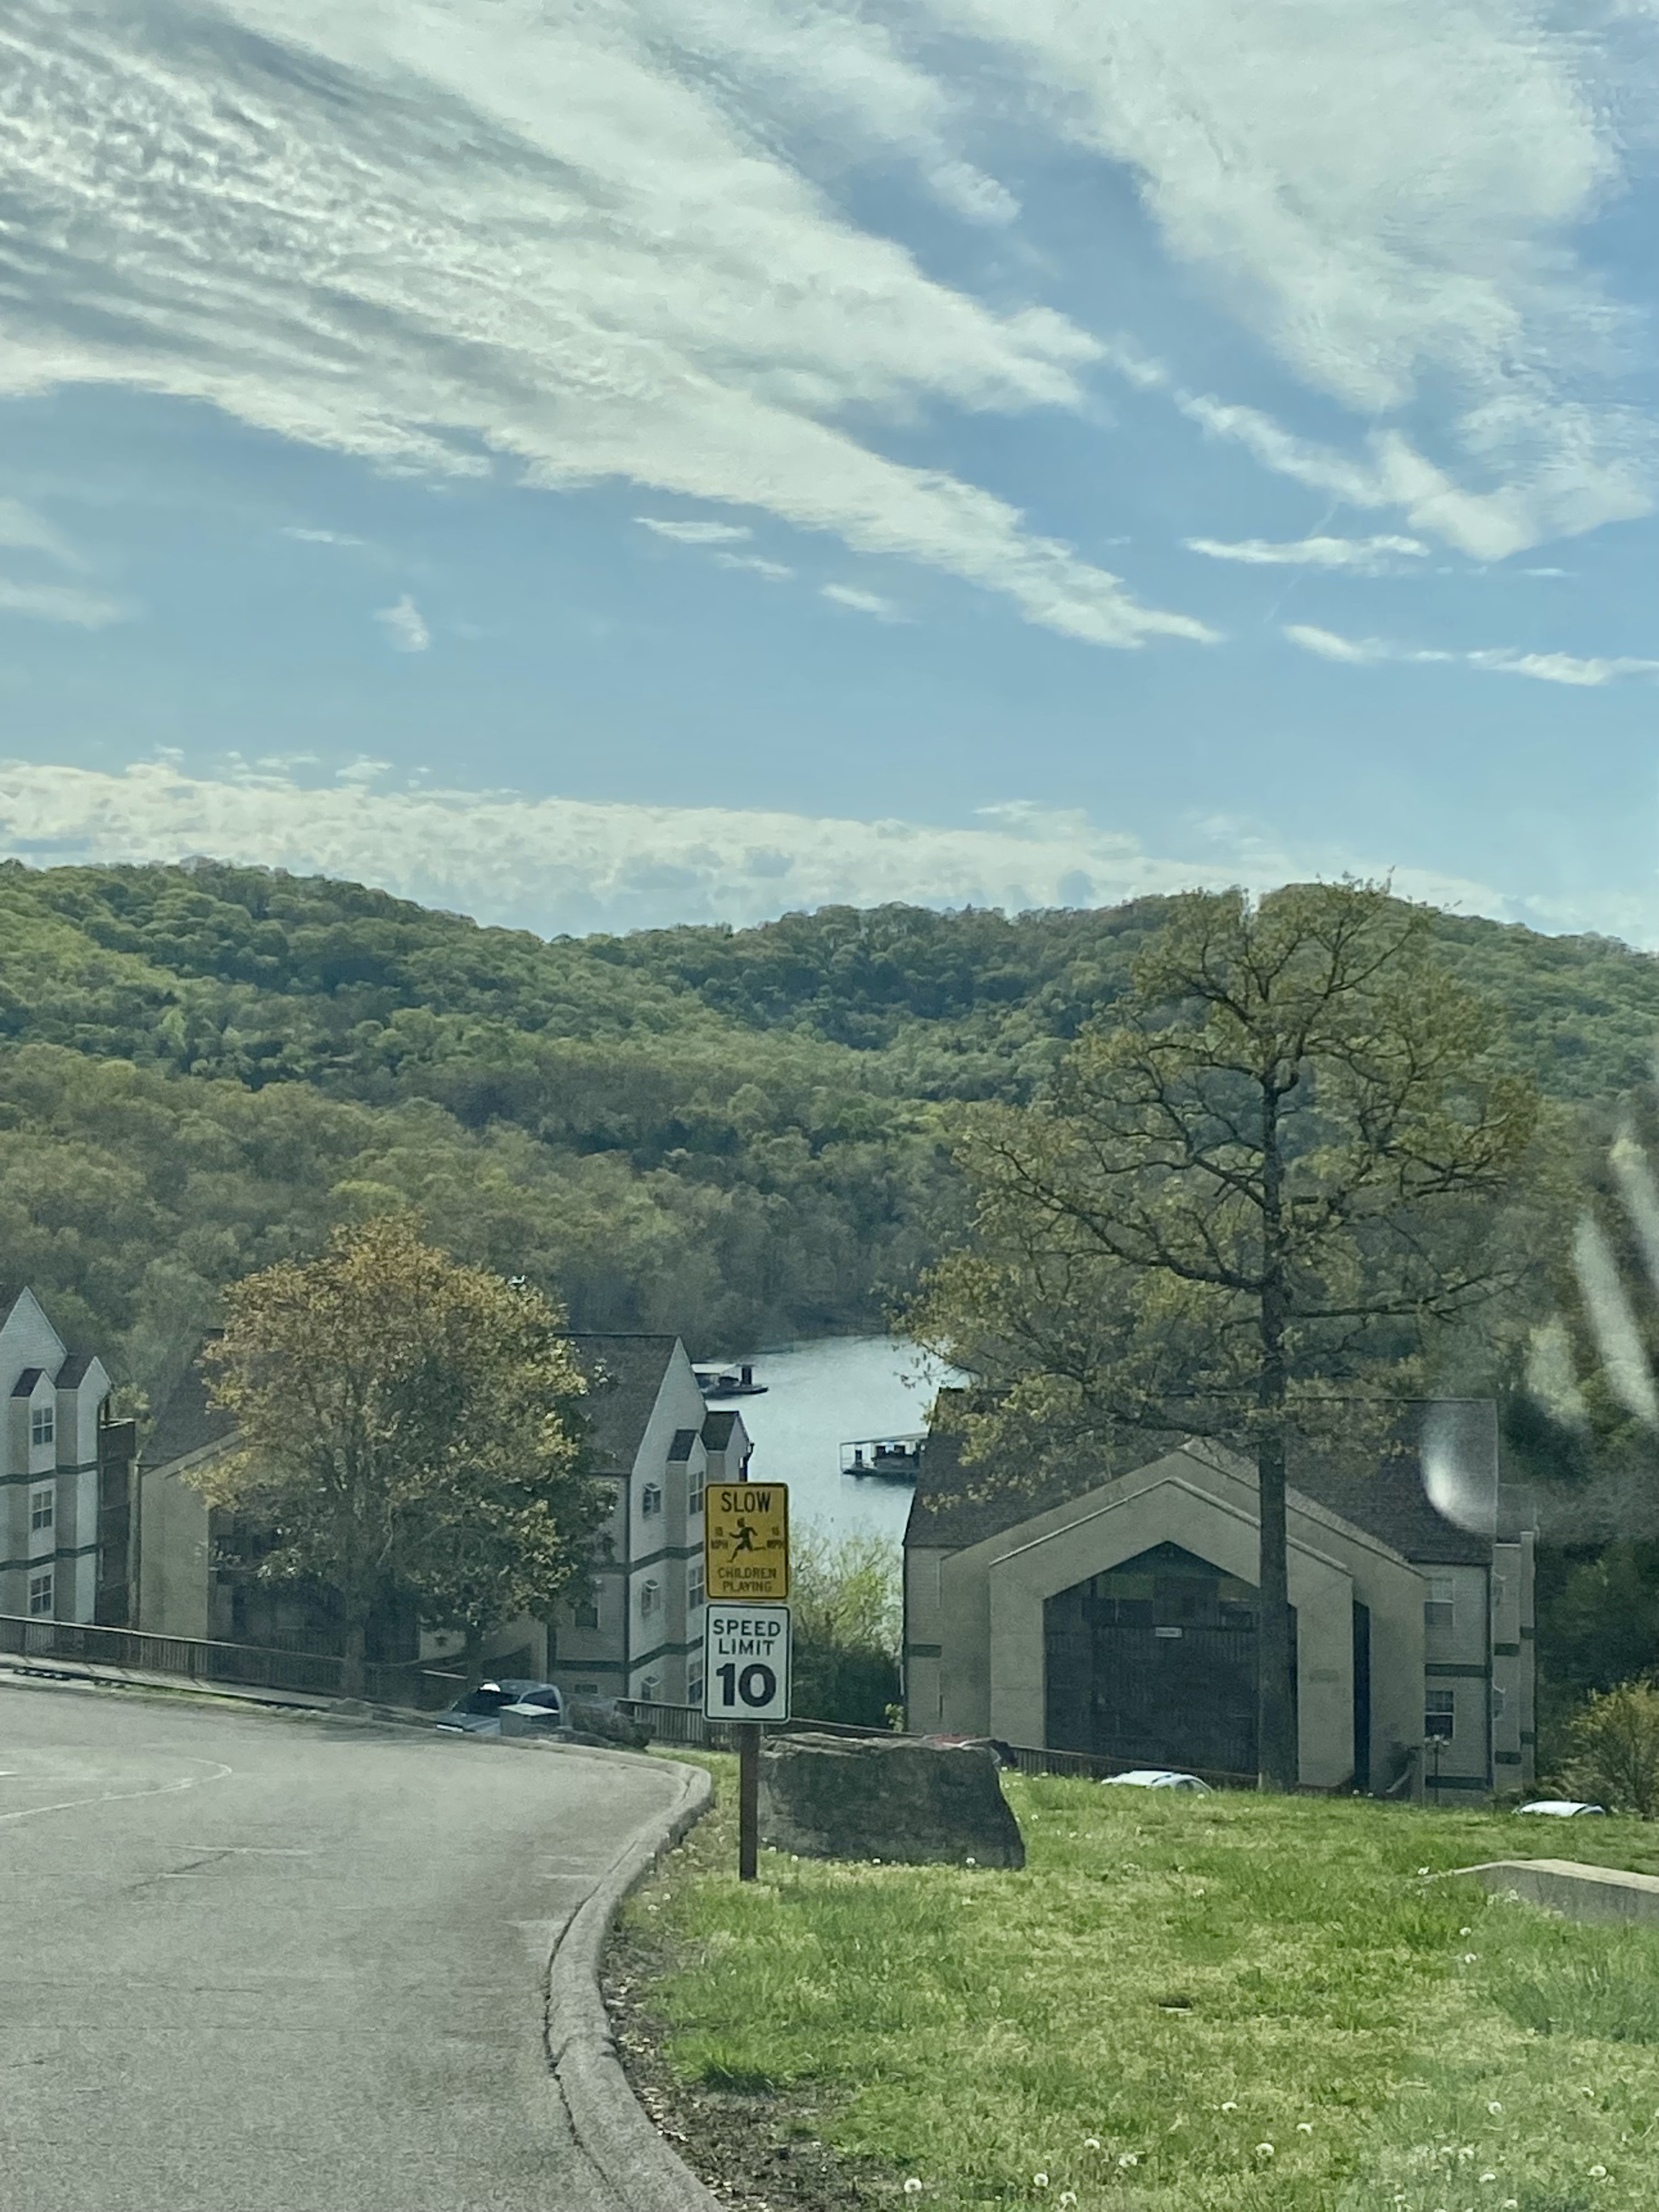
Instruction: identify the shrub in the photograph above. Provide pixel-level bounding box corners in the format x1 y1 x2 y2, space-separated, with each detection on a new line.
1560 1677 1659 1816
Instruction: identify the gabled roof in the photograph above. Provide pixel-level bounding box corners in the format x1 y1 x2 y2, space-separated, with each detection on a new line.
701 1409 739 1452
145 1362 239 1470
906 1402 1496 1568
11 1366 45 1399
667 1428 700 1463
562 1334 683 1476
55 1352 101 1391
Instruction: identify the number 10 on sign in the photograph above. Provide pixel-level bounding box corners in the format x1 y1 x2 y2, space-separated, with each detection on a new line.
703 1603 791 1722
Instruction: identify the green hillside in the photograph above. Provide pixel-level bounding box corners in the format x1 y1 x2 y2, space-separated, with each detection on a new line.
2 856 1656 1403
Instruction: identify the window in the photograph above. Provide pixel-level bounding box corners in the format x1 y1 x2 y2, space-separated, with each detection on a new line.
31 1404 54 1448
688 1667 705 1708
639 1673 662 1702
689 1471 704 1516
1425 1688 1455 1740
573 1597 600 1630
28 1569 53 1617
1424 1576 1455 1630
688 1562 705 1613
1491 1684 1506 1719
640 1578 660 1616
30 1486 54 1533
641 1482 663 1517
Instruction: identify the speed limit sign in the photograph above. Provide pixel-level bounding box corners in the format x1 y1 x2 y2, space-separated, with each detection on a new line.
703 1603 791 1722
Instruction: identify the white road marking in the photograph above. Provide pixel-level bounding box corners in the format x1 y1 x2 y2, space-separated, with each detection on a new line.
0 1757 234 1825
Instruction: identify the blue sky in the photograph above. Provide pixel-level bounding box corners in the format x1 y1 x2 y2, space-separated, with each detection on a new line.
1 1 1655 941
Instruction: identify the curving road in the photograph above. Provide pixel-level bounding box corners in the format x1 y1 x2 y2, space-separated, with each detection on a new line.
0 1675 682 2212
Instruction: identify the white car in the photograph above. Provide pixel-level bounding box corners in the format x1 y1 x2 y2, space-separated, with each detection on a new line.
1516 1798 1607 1817
1100 1768 1211 1793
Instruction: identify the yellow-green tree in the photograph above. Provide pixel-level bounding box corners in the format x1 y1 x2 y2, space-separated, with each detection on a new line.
912 882 1544 1791
195 1217 601 1692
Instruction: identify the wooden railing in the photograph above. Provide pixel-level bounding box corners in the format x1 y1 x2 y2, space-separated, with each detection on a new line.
0 1613 464 1709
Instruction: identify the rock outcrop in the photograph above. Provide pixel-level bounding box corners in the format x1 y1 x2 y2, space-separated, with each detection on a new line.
758 1731 1024 1868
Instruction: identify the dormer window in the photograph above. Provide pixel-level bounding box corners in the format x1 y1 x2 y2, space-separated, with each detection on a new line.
641 1483 663 1517
31 1404 54 1448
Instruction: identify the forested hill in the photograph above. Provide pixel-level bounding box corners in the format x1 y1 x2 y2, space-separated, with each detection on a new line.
3 857 1657 1403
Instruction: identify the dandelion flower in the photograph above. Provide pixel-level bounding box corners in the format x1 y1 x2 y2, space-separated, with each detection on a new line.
1082 2138 1101 2152
1059 2197 1077 2209
1461 1953 1479 1964
1255 2143 1275 2158
1590 2166 1608 2179
904 2184 923 2199
1220 2101 1238 2113
1296 2123 1314 2135
1418 1866 1431 1876
1117 2153 1139 2169
1481 2174 1497 2184
1460 1926 1472 1936
1032 2175 1049 2190
1486 2102 1502 2115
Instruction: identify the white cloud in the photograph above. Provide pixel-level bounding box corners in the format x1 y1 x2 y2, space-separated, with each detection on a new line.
638 517 754 544
822 582 904 619
716 552 794 580
1186 533 1429 572
932 0 1657 551
1284 622 1659 686
281 525 364 546
0 1 1210 651
0 496 83 569
374 595 431 652
0 577 133 628
1 753 1550 943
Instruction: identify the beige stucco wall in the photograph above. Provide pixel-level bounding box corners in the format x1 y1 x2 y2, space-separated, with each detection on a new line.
910 1442 1430 1792
138 1459 215 1643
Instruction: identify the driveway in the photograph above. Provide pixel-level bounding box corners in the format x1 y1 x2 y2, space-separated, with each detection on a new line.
0 1675 684 2212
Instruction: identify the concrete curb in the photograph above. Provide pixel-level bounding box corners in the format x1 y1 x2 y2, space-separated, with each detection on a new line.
1438 1856 1659 1925
548 1757 721 2212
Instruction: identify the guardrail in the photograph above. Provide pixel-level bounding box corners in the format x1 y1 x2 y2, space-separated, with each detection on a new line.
0 1613 464 1710
614 1699 1255 1788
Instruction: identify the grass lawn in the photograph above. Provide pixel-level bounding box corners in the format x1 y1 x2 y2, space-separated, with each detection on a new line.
619 1756 1659 2212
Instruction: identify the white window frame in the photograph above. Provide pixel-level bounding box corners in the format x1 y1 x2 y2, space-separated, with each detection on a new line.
572 1594 600 1630
31 1403 55 1448
28 1568 54 1617
688 1562 705 1613
1424 1576 1455 1631
640 1577 661 1617
1425 1687 1455 1740
30 1485 55 1533
641 1482 663 1517
689 1470 704 1516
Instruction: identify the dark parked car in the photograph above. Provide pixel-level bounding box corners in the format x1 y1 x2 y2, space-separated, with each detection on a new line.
435 1679 563 1737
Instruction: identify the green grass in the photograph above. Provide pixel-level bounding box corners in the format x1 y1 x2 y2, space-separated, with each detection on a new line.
626 1759 1659 2211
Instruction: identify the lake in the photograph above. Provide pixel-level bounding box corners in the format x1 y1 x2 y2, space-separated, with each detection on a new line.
702 1334 954 1553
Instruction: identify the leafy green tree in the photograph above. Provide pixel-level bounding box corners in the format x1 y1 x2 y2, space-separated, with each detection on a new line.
912 882 1543 1790
194 1216 602 1692
788 1527 902 1728
1559 1678 1659 1818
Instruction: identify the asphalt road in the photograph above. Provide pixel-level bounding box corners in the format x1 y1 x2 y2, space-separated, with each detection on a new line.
0 1675 684 2212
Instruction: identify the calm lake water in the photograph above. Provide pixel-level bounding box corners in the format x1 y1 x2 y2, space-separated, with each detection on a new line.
702 1335 955 1553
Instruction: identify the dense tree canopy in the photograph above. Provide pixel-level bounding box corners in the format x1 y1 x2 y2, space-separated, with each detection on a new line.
1 856 1656 1419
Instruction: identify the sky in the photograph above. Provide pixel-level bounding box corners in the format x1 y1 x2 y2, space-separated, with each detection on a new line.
1 1 1656 943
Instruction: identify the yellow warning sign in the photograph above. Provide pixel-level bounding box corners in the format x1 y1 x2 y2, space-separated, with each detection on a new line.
704 1482 790 1601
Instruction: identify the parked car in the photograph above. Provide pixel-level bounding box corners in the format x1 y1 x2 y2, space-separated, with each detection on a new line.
1516 1798 1607 1816
1100 1768 1212 1793
435 1679 563 1737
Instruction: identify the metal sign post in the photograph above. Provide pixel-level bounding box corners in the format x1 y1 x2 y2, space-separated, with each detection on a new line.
703 1599 792 1881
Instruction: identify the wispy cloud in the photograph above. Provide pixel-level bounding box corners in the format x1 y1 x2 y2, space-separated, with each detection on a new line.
374 595 431 652
637 517 754 545
1186 534 1428 572
822 582 904 619
0 1 1210 652
281 525 364 547
943 1 1657 552
0 754 1544 943
0 577 133 628
716 552 794 580
0 496 85 570
1284 622 1659 686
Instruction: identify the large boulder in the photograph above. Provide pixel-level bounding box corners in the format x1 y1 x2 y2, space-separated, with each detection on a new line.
759 1731 1025 1869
